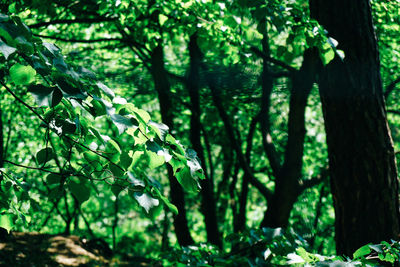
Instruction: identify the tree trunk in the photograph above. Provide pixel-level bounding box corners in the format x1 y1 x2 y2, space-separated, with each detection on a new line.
261 48 318 227
150 44 194 247
310 0 400 255
187 34 221 247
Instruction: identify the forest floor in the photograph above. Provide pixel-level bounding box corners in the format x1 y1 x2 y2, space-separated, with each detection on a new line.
0 232 159 266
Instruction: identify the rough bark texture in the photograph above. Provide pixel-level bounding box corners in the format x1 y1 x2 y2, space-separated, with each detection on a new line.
150 45 194 247
187 34 222 247
310 0 400 255
261 48 318 227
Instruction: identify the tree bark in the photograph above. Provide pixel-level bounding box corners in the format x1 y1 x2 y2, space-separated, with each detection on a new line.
150 44 194 247
187 34 221 247
0 105 3 171
310 0 400 255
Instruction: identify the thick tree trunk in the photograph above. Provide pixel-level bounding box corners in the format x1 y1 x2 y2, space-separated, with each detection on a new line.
261 48 318 227
310 0 400 255
150 45 194 247
187 34 222 247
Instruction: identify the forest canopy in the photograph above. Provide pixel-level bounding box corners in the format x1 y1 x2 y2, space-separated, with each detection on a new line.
0 0 400 266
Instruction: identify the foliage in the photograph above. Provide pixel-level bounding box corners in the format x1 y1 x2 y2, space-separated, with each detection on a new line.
0 13 204 231
0 0 399 265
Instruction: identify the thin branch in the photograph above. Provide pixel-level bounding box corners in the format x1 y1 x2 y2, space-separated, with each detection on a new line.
298 167 329 192
387 109 400 116
250 46 297 73
384 76 400 100
0 81 46 123
28 17 118 29
4 160 63 175
245 114 259 163
34 34 123 43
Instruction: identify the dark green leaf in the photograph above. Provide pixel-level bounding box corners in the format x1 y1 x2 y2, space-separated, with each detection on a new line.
28 84 63 107
36 147 54 165
46 174 62 185
68 180 90 204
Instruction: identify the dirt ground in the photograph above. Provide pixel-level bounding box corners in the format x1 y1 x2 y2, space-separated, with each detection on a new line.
0 232 157 266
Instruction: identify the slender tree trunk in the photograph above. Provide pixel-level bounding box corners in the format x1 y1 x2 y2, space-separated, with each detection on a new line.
187 34 221 247
310 0 400 255
150 44 194 247
0 105 6 241
0 105 3 172
261 48 318 227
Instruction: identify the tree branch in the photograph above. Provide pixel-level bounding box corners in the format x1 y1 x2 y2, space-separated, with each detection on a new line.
34 34 123 43
387 109 400 116
28 17 118 29
4 160 62 175
250 46 297 73
384 76 400 100
298 167 329 192
207 72 273 202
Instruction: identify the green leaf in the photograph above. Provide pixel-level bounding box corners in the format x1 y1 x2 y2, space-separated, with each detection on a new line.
111 183 124 196
159 14 168 26
97 82 115 98
145 150 165 169
9 63 36 85
321 48 335 65
0 214 14 233
58 119 77 135
0 21 18 47
148 121 169 140
56 78 85 99
68 180 90 204
83 151 100 162
175 166 200 193
353 244 371 259
369 244 383 254
90 99 107 117
153 189 178 215
120 152 133 170
36 147 54 165
0 40 16 59
109 163 125 178
28 85 63 107
106 139 121 163
111 114 136 134
46 174 62 185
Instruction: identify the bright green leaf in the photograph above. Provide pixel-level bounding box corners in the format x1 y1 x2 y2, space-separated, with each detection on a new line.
0 214 14 233
9 63 36 85
353 244 371 259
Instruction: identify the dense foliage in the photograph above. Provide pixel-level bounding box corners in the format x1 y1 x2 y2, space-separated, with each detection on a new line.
0 0 399 266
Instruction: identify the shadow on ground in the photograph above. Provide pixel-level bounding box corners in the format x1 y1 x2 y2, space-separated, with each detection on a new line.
0 232 158 266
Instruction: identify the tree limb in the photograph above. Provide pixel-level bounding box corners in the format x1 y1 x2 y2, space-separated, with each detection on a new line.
28 17 118 29
250 46 297 73
387 109 400 116
34 34 123 43
384 76 400 100
298 167 329 192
